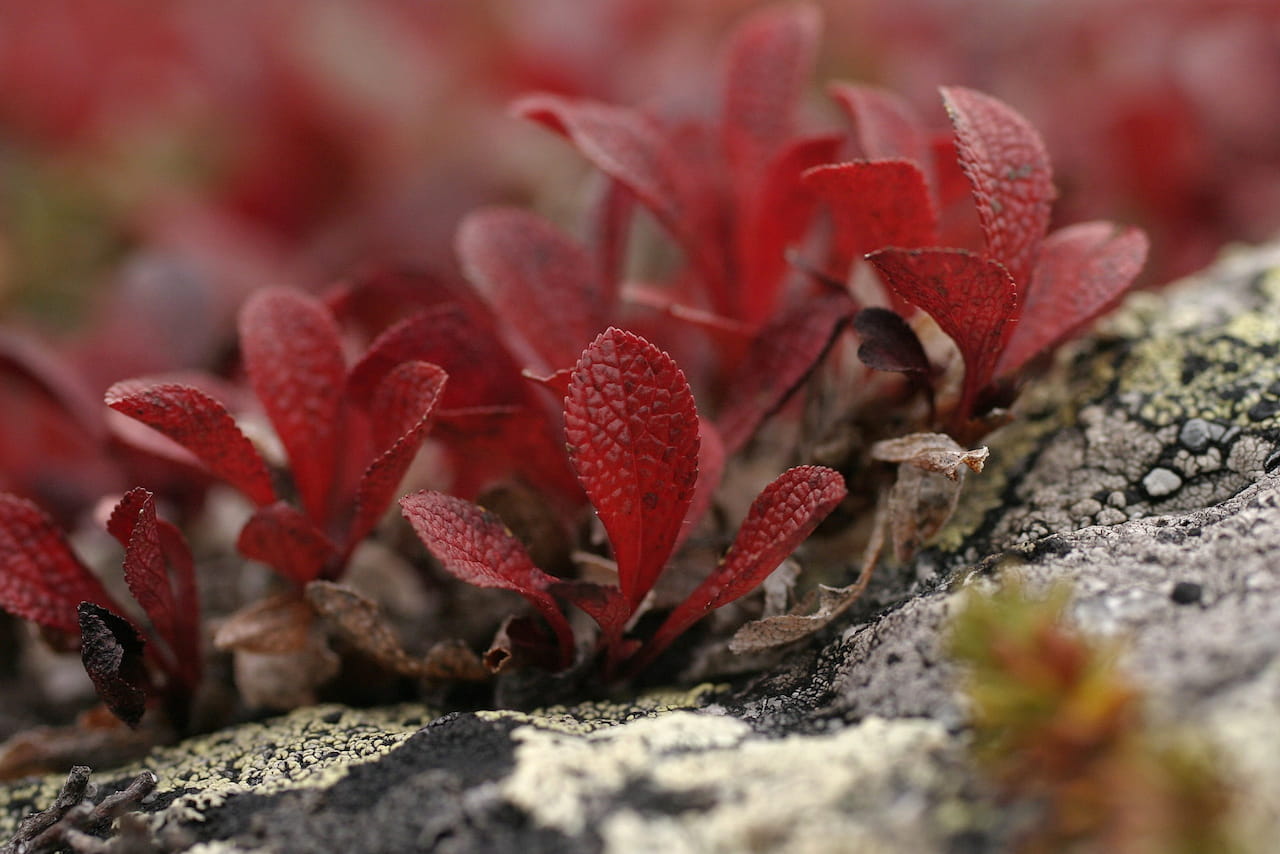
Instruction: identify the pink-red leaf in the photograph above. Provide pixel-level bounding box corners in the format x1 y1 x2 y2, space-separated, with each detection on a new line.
0 494 118 634
736 134 842 324
237 501 339 585
346 362 447 553
515 94 693 254
867 248 1018 420
564 329 700 610
399 491 574 667
679 418 726 551
457 208 607 374
721 2 821 183
348 305 524 410
105 381 276 506
114 490 180 662
941 86 1055 286
829 83 933 171
997 223 1149 377
635 465 846 671
716 292 855 455
804 160 939 269
239 288 347 525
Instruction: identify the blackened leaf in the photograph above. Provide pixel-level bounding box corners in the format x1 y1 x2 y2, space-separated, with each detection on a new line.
78 603 149 728
853 307 931 375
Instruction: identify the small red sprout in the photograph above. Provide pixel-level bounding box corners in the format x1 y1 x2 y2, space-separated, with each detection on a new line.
0 489 200 726
400 328 846 676
106 287 447 584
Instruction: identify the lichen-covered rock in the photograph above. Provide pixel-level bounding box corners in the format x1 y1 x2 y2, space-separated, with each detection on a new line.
5 244 1280 852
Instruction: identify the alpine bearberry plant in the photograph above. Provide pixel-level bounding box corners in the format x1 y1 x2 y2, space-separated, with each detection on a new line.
400 328 846 677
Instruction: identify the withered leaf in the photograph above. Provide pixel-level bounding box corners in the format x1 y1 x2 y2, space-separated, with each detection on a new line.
77 603 149 728
212 594 314 655
872 432 988 560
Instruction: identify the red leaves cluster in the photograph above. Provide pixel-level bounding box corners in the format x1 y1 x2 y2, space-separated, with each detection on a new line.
107 287 447 585
807 86 1149 433
0 489 199 725
401 328 846 675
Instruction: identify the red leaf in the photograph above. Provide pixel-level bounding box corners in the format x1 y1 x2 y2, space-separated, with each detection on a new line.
867 248 1018 421
113 490 180 663
804 159 939 275
997 223 1149 377
346 362 447 553
679 418 726 551
941 86 1055 286
721 3 821 183
736 134 842 324
432 406 582 505
399 491 574 667
552 580 631 653
105 381 276 506
636 465 846 671
348 305 524 410
457 207 607 374
0 494 119 634
564 329 700 610
829 83 933 172
239 288 347 525
514 94 693 257
237 501 339 585
78 602 150 728
716 292 855 455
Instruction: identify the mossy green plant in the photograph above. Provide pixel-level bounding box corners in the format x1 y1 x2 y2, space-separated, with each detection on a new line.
950 578 1240 853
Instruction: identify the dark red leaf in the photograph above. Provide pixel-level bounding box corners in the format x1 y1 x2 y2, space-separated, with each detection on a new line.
399 491 574 667
716 292 855 455
867 248 1018 421
997 223 1149 377
346 362 447 553
432 406 583 505
804 159 939 270
239 288 347 525
551 580 631 652
680 418 726 550
521 367 574 399
457 207 607 373
0 494 118 634
941 86 1055 286
854 307 931 375
237 502 339 585
105 381 276 506
721 2 821 183
564 328 700 610
635 465 846 671
348 305 524 410
0 330 106 444
78 602 150 728
736 134 842 324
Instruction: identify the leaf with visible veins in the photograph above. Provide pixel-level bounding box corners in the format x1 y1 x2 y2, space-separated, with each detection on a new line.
105 381 276 507
997 222 1149 377
399 491 574 668
634 465 846 671
867 248 1018 423
564 328 700 610
804 159 938 271
346 361 447 552
239 288 348 525
0 494 119 634
942 86 1055 286
237 502 338 585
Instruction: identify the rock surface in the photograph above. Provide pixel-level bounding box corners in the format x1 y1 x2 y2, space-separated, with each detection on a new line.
5 244 1280 852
